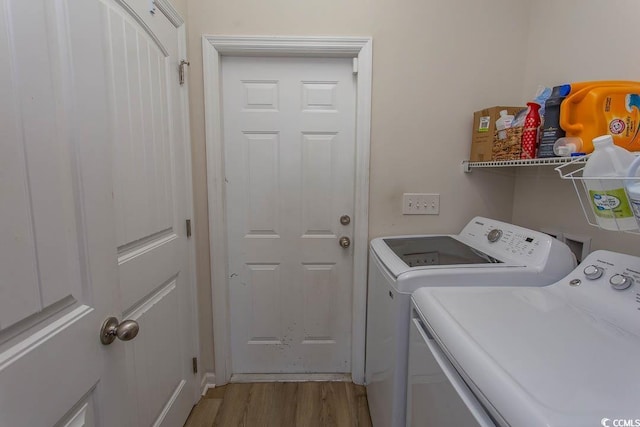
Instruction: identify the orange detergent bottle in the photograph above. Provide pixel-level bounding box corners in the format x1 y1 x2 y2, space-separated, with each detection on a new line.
560 81 640 153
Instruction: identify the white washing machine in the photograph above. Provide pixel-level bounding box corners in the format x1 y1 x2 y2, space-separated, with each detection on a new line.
365 216 576 427
409 249 640 427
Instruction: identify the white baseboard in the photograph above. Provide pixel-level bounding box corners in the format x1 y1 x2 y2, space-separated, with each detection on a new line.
230 373 352 383
200 372 216 396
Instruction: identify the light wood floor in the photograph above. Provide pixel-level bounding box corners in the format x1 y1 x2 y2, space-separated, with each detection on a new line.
184 382 373 427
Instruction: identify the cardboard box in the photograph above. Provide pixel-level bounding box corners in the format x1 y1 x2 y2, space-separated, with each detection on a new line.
470 106 525 162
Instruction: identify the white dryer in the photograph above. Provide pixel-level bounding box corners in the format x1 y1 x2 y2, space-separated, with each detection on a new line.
365 216 576 427
409 250 640 427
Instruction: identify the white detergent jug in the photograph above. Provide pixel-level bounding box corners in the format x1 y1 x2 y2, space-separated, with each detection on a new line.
625 155 640 229
582 135 636 231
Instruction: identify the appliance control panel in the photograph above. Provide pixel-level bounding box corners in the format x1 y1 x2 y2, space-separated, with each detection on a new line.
577 257 640 291
459 217 550 262
560 250 640 332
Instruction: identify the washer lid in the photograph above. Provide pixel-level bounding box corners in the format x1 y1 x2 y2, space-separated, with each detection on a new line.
371 235 506 279
412 286 640 427
382 236 499 266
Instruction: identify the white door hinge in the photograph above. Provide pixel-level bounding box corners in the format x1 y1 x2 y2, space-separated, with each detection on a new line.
352 57 358 74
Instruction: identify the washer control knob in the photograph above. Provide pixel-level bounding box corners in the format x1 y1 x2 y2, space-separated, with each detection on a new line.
487 229 503 243
610 274 634 291
583 265 604 280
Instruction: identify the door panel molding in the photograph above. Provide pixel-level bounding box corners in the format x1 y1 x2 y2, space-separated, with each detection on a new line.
0 306 98 425
203 35 372 384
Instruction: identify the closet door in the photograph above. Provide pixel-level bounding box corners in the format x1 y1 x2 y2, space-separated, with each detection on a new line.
102 0 196 424
0 1 195 426
0 0 119 425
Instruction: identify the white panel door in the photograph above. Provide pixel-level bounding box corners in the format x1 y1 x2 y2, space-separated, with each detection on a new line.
0 0 195 426
100 0 195 425
0 0 121 425
223 56 357 373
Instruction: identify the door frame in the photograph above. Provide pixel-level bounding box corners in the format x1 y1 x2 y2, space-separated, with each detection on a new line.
203 35 372 384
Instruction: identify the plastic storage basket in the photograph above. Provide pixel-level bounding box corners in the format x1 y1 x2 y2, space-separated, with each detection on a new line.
555 155 640 234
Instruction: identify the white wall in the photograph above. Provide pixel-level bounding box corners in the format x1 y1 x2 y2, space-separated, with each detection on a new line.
171 0 187 18
513 0 640 256
365 0 530 238
186 0 531 373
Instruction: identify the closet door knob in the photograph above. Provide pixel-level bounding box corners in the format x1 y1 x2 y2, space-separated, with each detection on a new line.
100 317 140 345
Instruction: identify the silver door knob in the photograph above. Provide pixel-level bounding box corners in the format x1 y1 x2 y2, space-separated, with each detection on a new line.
339 236 351 248
100 316 140 345
340 215 351 225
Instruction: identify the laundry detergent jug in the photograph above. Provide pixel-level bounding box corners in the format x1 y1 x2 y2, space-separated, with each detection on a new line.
560 81 640 153
583 135 636 231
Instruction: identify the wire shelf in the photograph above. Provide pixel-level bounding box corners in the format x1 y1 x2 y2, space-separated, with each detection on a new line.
555 155 640 234
462 156 587 173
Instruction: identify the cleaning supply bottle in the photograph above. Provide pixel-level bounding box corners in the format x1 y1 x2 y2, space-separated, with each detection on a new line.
553 137 583 156
495 110 514 140
625 155 640 229
582 135 636 230
533 86 552 118
559 81 640 153
520 102 541 159
538 84 571 158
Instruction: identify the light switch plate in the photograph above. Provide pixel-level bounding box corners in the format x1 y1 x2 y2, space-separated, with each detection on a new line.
402 193 440 215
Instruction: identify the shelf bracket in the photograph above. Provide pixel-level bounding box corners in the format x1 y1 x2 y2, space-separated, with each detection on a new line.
462 161 471 173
